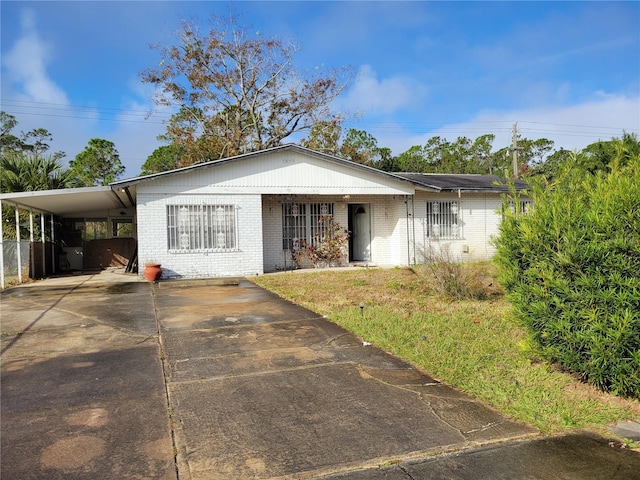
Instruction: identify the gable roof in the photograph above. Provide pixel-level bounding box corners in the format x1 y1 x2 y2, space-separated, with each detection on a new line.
394 173 528 193
111 144 423 190
111 144 530 195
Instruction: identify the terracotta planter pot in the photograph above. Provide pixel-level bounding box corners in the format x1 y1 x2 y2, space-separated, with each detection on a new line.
143 264 162 282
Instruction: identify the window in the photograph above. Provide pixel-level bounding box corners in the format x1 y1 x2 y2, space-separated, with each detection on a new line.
426 201 460 239
520 200 533 214
84 218 108 241
112 219 134 237
167 204 236 251
282 203 334 249
61 217 134 245
505 199 533 215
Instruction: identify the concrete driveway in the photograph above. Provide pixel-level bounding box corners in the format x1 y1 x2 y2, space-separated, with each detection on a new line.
1 272 175 479
2 270 639 479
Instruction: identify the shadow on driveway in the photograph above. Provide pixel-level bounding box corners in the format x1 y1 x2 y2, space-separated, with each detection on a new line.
1 273 175 479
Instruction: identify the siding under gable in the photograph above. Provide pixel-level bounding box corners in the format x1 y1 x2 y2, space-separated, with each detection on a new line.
136 149 414 196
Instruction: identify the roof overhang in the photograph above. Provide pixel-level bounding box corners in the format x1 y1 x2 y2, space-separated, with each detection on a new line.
0 186 133 216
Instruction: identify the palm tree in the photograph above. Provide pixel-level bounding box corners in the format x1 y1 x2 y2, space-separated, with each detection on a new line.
1 150 72 240
0 150 72 193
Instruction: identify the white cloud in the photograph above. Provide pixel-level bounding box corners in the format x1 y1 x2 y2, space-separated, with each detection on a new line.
1 9 97 166
1 11 165 177
2 9 68 104
337 65 428 115
373 93 640 155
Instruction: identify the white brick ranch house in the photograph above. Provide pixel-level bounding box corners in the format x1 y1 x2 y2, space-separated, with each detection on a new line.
0 144 527 285
112 144 526 279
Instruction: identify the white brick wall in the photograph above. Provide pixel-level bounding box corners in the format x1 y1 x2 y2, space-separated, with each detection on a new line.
411 192 504 263
137 192 263 279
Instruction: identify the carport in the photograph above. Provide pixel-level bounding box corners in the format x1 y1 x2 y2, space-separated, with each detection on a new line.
0 186 136 288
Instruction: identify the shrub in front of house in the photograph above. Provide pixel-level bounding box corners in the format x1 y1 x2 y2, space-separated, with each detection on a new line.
292 216 349 269
416 244 501 300
494 154 640 399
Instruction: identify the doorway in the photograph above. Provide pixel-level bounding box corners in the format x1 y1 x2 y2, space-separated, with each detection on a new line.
348 204 371 262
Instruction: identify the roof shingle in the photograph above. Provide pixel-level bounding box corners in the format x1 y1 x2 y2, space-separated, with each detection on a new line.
394 173 528 192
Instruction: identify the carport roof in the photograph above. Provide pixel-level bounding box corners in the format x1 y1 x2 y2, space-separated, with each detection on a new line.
0 186 133 216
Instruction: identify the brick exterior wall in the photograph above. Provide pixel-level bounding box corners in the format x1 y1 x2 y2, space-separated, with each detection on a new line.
136 190 504 278
136 193 263 279
411 192 503 263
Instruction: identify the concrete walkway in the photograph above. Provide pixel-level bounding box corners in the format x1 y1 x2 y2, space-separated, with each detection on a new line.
1 271 639 479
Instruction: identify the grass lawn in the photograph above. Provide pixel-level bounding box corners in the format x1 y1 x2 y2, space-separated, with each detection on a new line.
252 265 640 437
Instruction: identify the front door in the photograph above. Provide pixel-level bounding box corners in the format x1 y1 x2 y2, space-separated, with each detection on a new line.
348 204 371 262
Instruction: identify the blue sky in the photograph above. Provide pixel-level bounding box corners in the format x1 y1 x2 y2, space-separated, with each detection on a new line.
1 1 638 176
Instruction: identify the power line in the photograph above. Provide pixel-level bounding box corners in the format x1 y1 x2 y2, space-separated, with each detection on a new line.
3 97 637 133
1 109 166 124
1 98 168 116
519 120 637 131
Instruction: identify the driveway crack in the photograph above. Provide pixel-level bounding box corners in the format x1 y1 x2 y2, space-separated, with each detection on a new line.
151 285 180 480
354 365 467 440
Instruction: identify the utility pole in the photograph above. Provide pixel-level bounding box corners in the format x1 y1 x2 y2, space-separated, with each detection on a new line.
511 122 519 178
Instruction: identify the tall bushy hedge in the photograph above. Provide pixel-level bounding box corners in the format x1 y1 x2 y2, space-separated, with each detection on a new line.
494 154 640 398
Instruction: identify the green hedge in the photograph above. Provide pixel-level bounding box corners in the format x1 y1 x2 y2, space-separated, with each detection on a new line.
494 155 640 398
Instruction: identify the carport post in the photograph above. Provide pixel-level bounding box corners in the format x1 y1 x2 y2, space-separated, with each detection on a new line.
0 199 4 289
50 215 55 274
15 205 22 283
41 214 46 277
29 210 35 279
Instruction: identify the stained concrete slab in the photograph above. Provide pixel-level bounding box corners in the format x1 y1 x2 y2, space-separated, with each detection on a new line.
1 272 175 479
153 281 319 331
169 363 462 478
155 280 538 480
2 346 175 479
610 420 640 442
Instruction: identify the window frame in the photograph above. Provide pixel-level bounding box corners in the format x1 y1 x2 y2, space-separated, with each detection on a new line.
111 218 134 238
425 200 462 240
84 218 109 241
282 202 334 250
505 199 533 216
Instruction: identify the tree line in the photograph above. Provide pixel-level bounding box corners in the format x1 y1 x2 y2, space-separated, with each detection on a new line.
3 113 638 199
